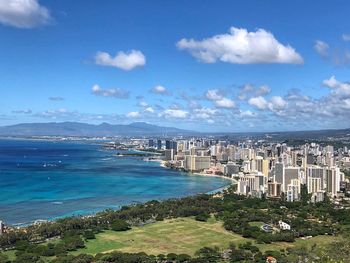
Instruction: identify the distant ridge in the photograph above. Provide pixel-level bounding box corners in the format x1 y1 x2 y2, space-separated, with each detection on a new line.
0 122 194 137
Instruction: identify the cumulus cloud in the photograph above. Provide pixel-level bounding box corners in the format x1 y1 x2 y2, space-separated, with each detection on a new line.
193 107 218 119
126 111 140 118
206 89 235 108
91 84 129 99
150 85 170 95
214 97 235 108
248 95 287 115
95 50 146 71
49 96 64 101
177 27 303 64
144 107 155 113
239 84 271 100
138 101 148 107
268 96 288 115
323 75 350 97
0 0 52 28
314 40 350 65
257 85 271 96
239 76 350 130
239 110 256 118
248 96 268 110
206 89 223 100
314 40 329 57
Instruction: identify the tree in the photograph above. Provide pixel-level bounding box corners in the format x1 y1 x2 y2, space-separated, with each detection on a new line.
195 247 221 262
195 213 210 222
0 253 9 263
83 230 95 240
300 184 310 204
110 219 131 231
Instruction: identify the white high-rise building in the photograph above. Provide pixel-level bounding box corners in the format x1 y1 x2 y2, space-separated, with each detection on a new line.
286 179 300 202
306 166 325 193
326 167 340 197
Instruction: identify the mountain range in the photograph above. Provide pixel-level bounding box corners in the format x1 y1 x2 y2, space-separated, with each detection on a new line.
0 122 194 137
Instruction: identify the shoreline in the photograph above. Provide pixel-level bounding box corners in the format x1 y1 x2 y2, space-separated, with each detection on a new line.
158 160 237 193
7 157 231 228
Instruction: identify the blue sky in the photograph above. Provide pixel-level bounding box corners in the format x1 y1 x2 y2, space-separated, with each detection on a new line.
1 0 350 132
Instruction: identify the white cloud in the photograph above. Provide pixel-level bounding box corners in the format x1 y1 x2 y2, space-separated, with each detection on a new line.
138 101 148 107
248 96 268 110
256 85 271 96
268 96 287 113
314 40 329 57
206 89 235 108
0 0 51 28
193 107 218 119
239 84 271 100
177 27 303 64
323 76 350 97
206 89 223 100
91 84 129 99
240 110 256 118
314 40 350 65
342 34 350 41
214 97 235 108
269 96 287 109
95 50 146 71
163 109 188 119
126 111 140 118
144 107 154 113
150 85 169 95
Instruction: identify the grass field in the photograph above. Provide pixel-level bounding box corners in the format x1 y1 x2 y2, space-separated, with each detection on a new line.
73 217 248 256
72 217 337 256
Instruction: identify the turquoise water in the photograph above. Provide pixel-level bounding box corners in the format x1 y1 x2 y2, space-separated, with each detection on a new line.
0 139 230 225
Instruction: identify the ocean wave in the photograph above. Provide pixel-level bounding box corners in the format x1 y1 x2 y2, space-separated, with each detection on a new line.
52 201 63 205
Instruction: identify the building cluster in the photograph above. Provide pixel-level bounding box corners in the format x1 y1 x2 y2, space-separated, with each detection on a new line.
148 138 350 202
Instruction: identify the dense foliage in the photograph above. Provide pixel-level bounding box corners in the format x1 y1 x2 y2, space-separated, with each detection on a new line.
0 187 349 262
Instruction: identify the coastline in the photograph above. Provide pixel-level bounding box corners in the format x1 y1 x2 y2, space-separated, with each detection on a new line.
4 151 234 228
158 160 237 193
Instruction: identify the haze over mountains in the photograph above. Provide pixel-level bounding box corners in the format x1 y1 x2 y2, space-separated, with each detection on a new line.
0 121 349 140
0 122 194 137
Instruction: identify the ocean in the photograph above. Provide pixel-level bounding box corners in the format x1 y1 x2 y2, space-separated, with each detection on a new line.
0 139 230 225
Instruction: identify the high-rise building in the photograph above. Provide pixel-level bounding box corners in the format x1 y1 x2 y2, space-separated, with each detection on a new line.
286 179 300 202
306 166 325 193
164 149 174 161
165 140 171 150
291 151 298 166
224 162 240 176
157 140 162 150
254 156 270 177
307 154 314 165
326 167 340 197
184 155 210 172
237 173 265 195
274 163 284 185
268 182 282 197
283 167 300 193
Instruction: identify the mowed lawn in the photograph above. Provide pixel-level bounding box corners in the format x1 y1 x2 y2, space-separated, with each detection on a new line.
73 217 249 256
72 217 337 256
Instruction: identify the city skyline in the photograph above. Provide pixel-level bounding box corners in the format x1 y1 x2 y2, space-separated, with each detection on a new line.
1 0 350 132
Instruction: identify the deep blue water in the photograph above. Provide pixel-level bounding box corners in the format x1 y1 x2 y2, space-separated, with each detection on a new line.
0 139 230 225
